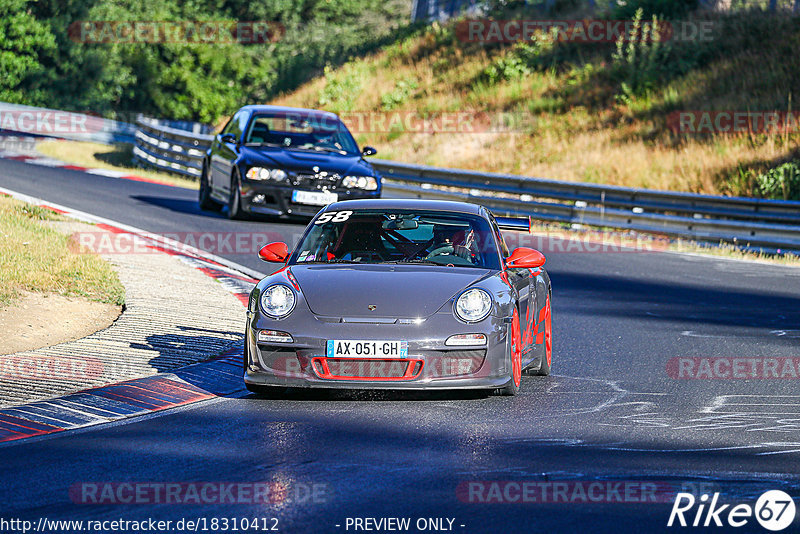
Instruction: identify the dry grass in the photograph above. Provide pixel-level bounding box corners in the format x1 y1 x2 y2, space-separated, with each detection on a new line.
36 140 198 190
374 129 790 194
270 14 800 196
0 196 125 308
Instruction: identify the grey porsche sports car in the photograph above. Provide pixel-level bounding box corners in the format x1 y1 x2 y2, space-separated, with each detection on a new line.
244 199 552 396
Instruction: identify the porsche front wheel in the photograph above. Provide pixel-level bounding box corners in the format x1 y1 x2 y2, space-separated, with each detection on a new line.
530 293 552 376
498 307 522 396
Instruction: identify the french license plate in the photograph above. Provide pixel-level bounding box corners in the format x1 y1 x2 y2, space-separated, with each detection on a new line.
326 340 408 358
292 190 338 206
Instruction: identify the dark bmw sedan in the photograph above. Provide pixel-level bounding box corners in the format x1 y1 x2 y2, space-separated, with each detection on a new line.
200 105 381 219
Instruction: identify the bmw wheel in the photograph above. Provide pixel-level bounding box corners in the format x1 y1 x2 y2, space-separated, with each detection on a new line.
228 168 245 220
199 161 222 211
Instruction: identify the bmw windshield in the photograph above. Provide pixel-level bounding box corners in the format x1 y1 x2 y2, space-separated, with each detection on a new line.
244 111 360 155
289 209 502 270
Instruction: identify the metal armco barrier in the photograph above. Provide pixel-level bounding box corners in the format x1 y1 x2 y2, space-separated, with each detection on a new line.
132 118 800 251
134 118 213 178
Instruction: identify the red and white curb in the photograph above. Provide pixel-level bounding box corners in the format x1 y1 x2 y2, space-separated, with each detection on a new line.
0 186 267 444
0 347 244 444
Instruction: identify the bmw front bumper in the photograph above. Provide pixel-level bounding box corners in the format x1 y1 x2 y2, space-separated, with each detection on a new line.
240 182 380 218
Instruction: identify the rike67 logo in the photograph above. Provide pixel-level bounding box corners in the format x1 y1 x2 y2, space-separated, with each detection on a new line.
668 490 796 531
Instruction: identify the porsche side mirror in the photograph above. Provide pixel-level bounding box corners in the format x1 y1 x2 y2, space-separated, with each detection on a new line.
219 133 237 144
361 146 377 157
259 242 289 263
506 247 545 269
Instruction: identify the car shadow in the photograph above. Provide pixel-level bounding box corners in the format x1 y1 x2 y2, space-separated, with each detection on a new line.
243 387 492 402
131 195 223 218
139 328 244 374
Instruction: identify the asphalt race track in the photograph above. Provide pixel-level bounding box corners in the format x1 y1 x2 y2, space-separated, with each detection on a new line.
2 157 800 533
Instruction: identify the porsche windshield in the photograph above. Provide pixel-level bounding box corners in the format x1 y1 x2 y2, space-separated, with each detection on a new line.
290 210 502 270
244 112 359 155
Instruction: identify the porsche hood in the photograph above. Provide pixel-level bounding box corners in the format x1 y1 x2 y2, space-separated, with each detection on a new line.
289 264 492 319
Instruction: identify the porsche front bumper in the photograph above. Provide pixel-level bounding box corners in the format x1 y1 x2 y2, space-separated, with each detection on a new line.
243 311 512 390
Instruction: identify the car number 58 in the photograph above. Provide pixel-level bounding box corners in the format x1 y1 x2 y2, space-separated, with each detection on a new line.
314 211 352 224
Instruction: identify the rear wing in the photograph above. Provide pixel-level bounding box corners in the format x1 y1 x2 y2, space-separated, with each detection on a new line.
495 216 532 234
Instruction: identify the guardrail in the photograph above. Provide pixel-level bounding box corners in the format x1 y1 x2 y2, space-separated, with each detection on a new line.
133 118 213 178
133 118 800 252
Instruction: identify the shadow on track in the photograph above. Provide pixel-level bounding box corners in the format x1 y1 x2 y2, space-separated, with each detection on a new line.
132 195 222 218
242 387 492 402
549 271 800 331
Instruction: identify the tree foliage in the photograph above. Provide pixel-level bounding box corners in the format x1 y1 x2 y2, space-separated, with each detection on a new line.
0 0 56 104
5 0 411 122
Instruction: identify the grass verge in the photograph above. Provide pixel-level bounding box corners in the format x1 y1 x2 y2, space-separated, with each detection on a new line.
272 7 800 198
35 140 198 190
0 196 125 308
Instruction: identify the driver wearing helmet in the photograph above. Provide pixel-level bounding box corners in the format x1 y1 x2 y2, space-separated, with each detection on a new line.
429 225 474 262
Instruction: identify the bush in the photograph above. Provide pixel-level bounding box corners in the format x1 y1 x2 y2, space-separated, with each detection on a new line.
482 53 530 85
612 8 670 101
317 65 365 112
0 0 56 104
380 78 418 110
756 162 800 200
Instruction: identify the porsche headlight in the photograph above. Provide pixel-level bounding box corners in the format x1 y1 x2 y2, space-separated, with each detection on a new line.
246 167 287 181
454 288 492 323
260 284 296 318
342 175 378 191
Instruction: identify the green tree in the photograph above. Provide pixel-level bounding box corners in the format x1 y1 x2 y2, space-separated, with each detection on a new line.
0 0 56 104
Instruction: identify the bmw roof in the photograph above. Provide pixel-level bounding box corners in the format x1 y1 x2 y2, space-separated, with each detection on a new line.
237 104 340 120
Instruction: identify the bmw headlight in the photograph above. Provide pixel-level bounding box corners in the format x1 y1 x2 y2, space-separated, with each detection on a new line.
454 288 492 323
342 175 378 191
260 284 296 318
246 167 287 181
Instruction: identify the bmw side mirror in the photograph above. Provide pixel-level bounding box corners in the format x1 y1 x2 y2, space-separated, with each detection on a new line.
361 146 377 157
259 242 289 263
219 133 237 144
506 247 545 269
